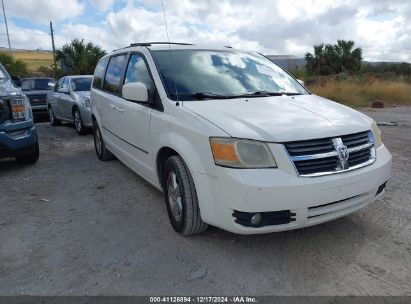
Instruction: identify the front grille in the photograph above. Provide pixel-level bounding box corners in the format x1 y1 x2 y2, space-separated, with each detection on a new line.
27 94 47 106
0 99 11 124
284 131 375 177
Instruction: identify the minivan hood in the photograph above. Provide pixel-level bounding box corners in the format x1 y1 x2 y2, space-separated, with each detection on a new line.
183 94 373 142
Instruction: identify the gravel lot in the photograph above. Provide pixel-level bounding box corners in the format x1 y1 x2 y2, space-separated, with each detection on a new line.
0 107 410 296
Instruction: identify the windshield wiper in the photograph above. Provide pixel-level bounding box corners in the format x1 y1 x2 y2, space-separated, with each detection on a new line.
191 92 240 100
279 92 304 96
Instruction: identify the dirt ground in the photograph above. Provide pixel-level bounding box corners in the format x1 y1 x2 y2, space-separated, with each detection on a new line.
0 107 410 296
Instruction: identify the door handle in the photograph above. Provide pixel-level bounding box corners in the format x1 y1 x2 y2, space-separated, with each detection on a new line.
109 104 116 111
117 107 124 113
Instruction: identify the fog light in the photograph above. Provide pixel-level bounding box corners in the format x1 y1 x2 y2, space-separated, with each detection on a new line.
251 213 262 225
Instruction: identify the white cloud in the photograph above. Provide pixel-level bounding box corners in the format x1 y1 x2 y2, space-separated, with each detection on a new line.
0 23 50 51
5 0 84 23
2 0 410 62
90 0 115 11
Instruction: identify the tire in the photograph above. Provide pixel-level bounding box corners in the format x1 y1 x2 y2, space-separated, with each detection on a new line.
93 120 115 161
73 108 86 135
16 140 39 164
49 107 61 126
164 155 208 235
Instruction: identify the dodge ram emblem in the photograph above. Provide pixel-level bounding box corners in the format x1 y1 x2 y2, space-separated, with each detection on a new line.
333 138 350 170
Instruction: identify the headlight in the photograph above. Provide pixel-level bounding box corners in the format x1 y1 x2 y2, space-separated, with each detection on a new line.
81 98 90 107
372 121 382 147
10 97 26 121
209 137 277 168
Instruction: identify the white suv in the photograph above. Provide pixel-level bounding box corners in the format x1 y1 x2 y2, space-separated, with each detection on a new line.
90 42 392 235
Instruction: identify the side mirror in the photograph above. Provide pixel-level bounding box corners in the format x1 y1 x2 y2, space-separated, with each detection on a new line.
122 82 149 103
297 79 305 87
48 82 55 88
58 87 69 94
11 75 21 87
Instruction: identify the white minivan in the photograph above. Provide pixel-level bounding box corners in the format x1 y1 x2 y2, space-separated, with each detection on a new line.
90 42 392 235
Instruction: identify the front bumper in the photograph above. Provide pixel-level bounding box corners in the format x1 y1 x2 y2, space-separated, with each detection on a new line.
193 144 392 234
0 119 38 159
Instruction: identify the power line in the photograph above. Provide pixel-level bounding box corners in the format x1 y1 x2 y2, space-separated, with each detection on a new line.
1 0 11 55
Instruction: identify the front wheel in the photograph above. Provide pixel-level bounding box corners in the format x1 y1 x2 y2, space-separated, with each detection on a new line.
16 140 39 164
164 155 208 235
73 108 86 135
49 107 61 126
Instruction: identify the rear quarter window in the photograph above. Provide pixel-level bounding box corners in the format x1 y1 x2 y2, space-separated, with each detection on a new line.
103 54 127 95
93 57 109 89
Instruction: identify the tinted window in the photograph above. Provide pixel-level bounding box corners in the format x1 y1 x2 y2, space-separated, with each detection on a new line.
103 55 127 94
61 79 69 90
151 50 307 101
21 79 53 91
55 78 64 92
124 54 153 92
93 57 109 89
71 78 92 92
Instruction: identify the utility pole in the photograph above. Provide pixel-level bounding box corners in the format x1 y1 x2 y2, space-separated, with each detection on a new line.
1 0 12 56
49 21 57 75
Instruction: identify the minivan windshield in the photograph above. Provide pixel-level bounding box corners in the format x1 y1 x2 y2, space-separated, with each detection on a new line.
71 78 92 92
21 78 53 91
151 49 307 101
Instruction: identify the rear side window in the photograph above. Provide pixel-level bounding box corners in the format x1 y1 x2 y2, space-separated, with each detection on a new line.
93 57 109 89
124 54 153 92
103 54 127 94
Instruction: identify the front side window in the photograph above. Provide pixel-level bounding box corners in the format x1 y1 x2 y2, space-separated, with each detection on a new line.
93 57 109 89
124 54 153 92
71 78 92 92
151 49 308 101
103 54 127 94
61 79 69 91
55 78 64 92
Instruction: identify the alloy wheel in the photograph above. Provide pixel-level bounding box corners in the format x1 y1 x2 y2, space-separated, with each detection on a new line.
166 171 183 222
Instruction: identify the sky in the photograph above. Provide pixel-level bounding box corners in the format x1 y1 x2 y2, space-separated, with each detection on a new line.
0 0 410 62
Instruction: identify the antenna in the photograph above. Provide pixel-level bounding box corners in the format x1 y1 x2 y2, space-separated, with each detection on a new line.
160 0 180 106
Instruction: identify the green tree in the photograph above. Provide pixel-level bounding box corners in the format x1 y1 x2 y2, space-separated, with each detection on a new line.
0 52 29 77
56 39 106 75
305 40 362 76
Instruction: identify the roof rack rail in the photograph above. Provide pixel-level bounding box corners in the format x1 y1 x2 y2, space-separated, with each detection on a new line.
129 42 194 47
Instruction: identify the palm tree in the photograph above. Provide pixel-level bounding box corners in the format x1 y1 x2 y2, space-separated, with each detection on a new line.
334 40 362 73
305 40 362 76
56 39 106 75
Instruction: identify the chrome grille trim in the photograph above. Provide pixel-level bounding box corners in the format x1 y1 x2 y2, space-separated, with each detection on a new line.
284 131 376 177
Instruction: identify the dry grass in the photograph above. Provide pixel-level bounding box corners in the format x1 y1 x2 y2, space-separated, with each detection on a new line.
307 79 411 107
11 50 54 70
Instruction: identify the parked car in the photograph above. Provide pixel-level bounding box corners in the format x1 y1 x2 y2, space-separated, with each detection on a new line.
90 42 392 235
47 75 93 135
0 63 39 164
20 77 55 116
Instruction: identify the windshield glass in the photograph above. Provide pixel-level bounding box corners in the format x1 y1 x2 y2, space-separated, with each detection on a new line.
21 79 52 91
71 78 92 92
151 49 307 101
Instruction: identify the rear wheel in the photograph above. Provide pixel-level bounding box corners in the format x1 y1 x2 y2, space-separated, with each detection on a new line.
164 155 208 235
73 108 86 135
16 140 39 164
93 120 114 161
49 107 61 126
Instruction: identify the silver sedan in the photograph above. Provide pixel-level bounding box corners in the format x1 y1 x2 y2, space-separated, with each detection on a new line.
46 75 93 135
